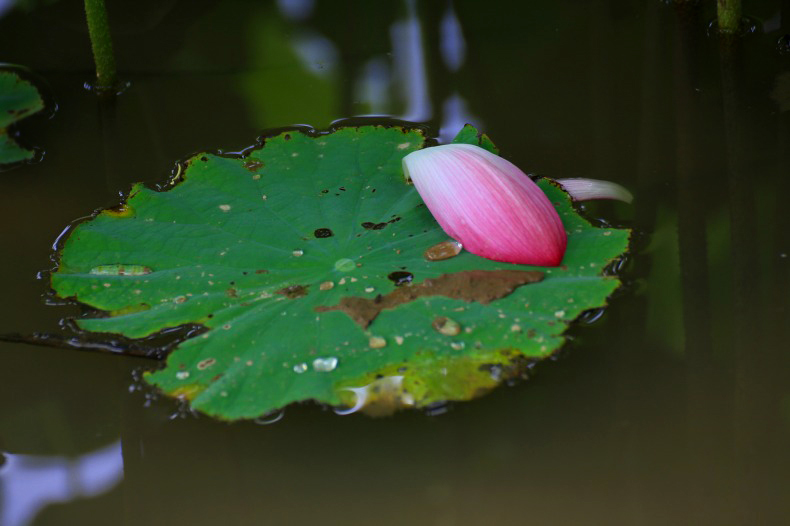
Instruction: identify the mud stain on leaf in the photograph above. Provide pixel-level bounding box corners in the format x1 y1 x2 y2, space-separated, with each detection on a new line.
316 269 543 328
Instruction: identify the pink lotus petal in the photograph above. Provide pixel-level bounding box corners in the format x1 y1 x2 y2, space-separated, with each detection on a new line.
555 178 633 203
403 144 567 266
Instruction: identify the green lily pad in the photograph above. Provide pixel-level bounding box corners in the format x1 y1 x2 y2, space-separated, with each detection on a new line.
51 124 630 420
0 68 45 166
451 123 499 154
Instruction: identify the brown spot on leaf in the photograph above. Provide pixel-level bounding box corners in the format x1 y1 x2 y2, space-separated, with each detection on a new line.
197 358 216 370
255 269 269 274
102 204 134 218
243 160 264 171
316 269 543 328
276 284 309 299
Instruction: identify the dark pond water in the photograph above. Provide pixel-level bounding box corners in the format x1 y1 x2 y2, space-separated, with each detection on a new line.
1 0 789 524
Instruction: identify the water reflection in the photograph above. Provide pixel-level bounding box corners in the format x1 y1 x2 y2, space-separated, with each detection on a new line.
291 30 338 77
356 57 392 115
0 0 12 18
440 3 466 71
390 0 431 121
0 441 123 526
243 0 482 134
439 93 478 143
276 0 315 21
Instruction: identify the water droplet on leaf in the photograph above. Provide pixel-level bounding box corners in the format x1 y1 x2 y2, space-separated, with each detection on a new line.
334 258 355 272
313 357 338 372
424 240 462 261
369 336 387 349
432 316 461 336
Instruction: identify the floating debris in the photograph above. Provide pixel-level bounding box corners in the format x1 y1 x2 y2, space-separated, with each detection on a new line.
293 363 308 374
219 204 231 212
319 281 334 291
292 249 304 257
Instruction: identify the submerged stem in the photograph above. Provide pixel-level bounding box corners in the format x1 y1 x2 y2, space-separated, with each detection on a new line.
84 0 117 90
717 0 742 33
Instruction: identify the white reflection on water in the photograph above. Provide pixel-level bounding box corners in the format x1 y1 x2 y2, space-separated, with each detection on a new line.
391 0 431 122
440 3 466 71
0 441 123 526
276 0 315 21
356 57 393 114
291 30 339 77
440 93 481 143
0 0 13 18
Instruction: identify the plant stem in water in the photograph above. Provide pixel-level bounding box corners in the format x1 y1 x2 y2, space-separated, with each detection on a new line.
717 0 741 33
84 0 117 89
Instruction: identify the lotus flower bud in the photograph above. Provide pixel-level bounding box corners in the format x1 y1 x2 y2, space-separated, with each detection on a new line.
403 144 567 266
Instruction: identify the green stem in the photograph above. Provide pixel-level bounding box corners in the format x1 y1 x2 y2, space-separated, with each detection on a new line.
84 0 117 89
717 0 742 33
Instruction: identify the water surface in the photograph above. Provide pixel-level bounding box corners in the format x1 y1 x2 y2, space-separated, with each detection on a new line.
1 1 789 524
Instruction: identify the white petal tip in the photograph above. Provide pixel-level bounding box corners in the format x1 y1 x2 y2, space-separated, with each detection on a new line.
555 178 633 204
